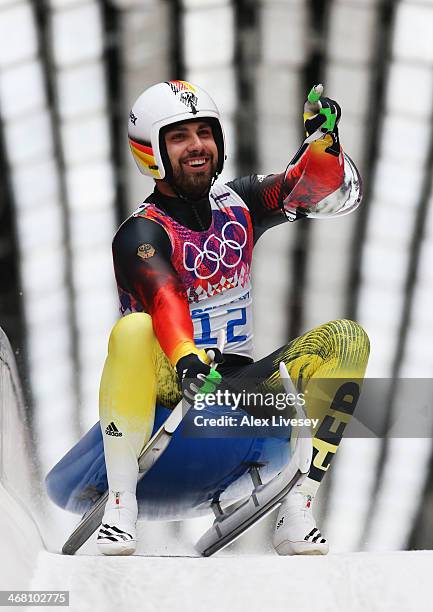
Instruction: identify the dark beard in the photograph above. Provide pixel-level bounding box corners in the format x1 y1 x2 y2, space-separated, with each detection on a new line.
172 158 217 200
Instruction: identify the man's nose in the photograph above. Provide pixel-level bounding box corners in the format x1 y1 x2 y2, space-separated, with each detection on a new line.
186 133 203 150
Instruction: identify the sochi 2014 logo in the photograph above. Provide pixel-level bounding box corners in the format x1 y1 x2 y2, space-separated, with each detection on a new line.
183 221 247 280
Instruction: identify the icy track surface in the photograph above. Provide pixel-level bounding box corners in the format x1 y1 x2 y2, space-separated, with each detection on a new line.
29 550 433 612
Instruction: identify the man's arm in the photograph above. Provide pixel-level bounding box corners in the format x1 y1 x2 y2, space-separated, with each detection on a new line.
113 216 199 366
228 86 361 240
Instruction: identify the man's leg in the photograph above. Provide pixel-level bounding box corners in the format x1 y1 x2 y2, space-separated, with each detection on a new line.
276 319 369 487
272 318 370 554
98 312 180 555
223 318 369 554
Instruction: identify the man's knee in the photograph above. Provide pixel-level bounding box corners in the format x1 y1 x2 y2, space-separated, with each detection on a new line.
326 319 370 362
341 319 369 353
108 313 154 355
334 318 369 344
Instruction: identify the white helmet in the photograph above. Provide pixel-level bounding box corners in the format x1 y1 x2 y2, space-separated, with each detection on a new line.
128 80 226 181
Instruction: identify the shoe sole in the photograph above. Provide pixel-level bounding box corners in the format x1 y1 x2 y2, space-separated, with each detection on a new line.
97 540 136 556
274 541 329 556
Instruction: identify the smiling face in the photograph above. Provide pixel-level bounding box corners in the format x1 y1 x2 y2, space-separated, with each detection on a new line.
159 120 219 200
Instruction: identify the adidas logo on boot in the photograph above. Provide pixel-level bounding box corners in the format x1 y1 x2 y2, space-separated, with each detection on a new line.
273 491 329 556
97 490 137 556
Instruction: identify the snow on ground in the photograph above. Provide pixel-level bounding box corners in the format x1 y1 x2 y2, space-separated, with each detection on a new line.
29 550 433 612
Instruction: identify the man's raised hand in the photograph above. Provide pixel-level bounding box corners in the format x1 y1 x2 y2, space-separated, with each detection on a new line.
303 84 342 155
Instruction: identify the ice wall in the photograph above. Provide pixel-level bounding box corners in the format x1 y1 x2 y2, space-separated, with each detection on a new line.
0 328 44 589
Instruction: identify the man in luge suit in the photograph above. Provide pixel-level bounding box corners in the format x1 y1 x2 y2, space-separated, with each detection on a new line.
97 80 370 556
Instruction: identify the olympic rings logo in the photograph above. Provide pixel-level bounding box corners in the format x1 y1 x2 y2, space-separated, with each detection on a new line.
183 221 247 280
